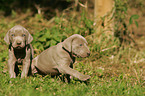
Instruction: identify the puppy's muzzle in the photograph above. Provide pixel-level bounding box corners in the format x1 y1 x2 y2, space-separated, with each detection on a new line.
12 37 25 49
17 42 21 46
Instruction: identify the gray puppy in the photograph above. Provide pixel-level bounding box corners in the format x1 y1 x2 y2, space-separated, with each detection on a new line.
32 34 91 81
4 25 33 78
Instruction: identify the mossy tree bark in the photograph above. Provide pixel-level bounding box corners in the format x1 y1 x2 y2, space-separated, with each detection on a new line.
94 0 115 39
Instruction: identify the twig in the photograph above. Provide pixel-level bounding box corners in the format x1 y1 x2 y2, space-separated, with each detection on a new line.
34 3 42 14
134 69 140 84
101 45 117 52
12 12 32 23
78 2 87 8
47 17 55 25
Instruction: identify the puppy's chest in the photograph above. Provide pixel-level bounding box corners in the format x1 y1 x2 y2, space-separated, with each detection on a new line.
67 57 75 66
14 50 26 63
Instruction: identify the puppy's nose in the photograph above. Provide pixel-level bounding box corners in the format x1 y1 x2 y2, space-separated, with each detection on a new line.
17 42 21 45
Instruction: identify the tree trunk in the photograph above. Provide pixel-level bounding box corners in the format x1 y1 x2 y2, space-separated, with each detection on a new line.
94 0 115 38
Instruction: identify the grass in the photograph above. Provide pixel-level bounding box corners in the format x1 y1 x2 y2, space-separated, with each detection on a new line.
0 73 145 96
0 2 145 95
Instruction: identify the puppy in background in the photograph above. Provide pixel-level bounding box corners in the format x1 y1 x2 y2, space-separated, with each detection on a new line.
4 25 33 78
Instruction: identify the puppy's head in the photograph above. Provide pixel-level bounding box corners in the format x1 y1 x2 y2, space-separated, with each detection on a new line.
62 34 90 58
4 25 33 49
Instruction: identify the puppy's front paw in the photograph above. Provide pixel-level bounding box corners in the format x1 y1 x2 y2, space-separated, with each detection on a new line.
79 75 91 81
10 73 16 78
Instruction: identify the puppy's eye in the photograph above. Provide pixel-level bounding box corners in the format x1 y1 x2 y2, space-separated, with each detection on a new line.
80 44 83 46
11 34 15 36
22 34 25 37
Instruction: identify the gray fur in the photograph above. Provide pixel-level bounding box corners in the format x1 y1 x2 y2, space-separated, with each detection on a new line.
4 25 33 78
32 34 91 81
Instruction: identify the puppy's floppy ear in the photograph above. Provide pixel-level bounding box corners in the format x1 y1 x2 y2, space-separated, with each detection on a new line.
24 29 33 44
27 32 33 44
62 36 74 52
62 34 80 52
4 31 10 44
62 34 87 52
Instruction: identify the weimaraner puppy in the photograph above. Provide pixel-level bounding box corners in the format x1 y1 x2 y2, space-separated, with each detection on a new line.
32 34 91 81
4 25 33 78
